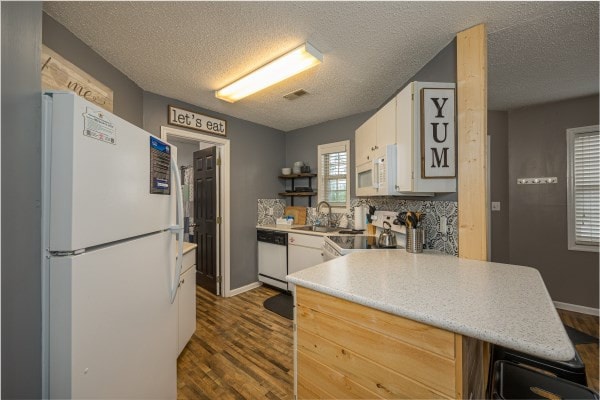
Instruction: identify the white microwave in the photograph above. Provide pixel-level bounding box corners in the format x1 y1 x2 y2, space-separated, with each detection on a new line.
356 144 399 196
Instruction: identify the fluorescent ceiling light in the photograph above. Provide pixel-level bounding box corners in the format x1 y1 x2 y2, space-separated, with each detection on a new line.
215 42 323 103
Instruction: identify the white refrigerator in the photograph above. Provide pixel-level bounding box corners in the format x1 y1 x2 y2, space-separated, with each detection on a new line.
42 91 184 399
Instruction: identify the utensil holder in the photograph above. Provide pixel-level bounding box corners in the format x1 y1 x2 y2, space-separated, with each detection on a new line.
406 228 424 253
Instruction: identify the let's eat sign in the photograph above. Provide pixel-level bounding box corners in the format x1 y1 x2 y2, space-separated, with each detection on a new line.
421 87 456 179
168 105 227 136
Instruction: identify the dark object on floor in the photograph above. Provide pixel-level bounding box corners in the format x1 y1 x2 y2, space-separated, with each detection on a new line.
491 360 599 399
489 343 587 386
263 292 293 320
565 324 599 345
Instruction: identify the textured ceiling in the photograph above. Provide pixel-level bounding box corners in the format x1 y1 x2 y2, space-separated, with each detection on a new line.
488 3 598 110
43 2 598 131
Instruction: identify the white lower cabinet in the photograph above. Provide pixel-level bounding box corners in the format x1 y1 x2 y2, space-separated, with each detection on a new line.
288 233 324 274
178 249 196 355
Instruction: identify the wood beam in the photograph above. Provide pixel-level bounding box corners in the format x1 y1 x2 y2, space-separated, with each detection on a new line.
457 24 489 261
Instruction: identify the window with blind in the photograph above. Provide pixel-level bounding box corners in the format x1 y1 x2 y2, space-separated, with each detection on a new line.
318 140 350 210
567 125 600 252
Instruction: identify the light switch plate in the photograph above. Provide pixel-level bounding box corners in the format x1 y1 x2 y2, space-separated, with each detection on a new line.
491 202 501 211
268 207 274 216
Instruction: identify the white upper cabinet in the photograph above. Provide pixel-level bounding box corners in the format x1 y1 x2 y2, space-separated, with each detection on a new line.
354 81 457 197
355 114 376 165
376 98 396 152
396 81 456 195
355 97 397 166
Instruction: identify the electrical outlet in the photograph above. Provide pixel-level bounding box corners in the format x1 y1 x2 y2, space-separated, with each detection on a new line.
439 216 447 234
268 207 274 216
491 202 501 211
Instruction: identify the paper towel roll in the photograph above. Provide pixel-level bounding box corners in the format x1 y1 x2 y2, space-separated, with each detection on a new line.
354 206 365 230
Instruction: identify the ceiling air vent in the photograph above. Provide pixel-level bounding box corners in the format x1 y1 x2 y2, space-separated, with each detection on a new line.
283 89 309 100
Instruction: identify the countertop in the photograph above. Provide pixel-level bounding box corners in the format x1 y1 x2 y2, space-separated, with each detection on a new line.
287 250 575 362
256 224 364 237
182 242 197 254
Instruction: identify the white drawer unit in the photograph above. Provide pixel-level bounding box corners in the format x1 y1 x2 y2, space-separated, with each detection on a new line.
177 245 196 355
288 233 325 275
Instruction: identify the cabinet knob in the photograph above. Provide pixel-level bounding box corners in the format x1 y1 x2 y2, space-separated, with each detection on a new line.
367 156 370 160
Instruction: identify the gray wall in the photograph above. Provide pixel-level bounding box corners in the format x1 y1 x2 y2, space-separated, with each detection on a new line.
143 92 285 289
284 39 458 203
383 38 457 106
508 95 599 308
489 111 510 263
285 111 372 203
169 138 198 169
1 2 43 398
42 13 144 127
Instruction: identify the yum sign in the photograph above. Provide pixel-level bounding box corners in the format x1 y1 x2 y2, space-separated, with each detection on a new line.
421 87 456 178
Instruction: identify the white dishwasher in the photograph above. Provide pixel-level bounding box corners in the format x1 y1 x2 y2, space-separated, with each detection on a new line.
257 229 288 291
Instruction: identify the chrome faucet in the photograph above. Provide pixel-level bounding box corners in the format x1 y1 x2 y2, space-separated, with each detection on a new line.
316 201 334 228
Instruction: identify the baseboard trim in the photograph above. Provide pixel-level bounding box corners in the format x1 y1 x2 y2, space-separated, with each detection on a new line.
554 301 600 316
227 281 262 297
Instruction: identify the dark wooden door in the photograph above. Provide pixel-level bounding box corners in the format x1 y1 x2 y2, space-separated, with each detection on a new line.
194 147 218 294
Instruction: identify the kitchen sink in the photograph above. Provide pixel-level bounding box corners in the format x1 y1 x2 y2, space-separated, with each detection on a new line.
292 225 340 233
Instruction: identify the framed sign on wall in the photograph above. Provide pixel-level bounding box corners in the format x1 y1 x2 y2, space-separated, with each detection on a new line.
41 45 114 112
421 87 456 179
168 105 227 137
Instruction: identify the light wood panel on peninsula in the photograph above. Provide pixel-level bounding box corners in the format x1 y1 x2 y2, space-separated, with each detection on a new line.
294 286 485 399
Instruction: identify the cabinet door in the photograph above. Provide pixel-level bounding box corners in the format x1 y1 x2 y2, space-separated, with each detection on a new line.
355 115 376 165
395 81 455 195
376 97 396 149
396 83 415 192
178 266 196 355
288 245 324 274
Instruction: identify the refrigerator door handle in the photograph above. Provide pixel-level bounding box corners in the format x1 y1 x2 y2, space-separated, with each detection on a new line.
169 156 185 304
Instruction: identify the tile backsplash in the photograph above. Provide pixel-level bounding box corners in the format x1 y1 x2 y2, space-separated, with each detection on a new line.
256 199 287 225
257 198 458 256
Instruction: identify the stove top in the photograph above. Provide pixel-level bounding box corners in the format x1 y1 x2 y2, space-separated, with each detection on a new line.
326 235 404 250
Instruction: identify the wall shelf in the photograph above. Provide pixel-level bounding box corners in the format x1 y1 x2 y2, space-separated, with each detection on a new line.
278 173 317 206
278 192 318 196
278 173 317 179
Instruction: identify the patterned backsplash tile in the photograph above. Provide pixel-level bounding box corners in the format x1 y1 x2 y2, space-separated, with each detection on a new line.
348 198 458 256
257 199 286 225
257 198 458 256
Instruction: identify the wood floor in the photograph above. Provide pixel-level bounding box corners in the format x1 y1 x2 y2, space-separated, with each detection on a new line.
177 285 293 400
177 285 599 399
558 308 599 392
